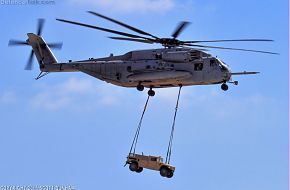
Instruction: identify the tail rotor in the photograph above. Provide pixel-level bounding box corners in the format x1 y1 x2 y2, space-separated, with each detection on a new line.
8 19 63 70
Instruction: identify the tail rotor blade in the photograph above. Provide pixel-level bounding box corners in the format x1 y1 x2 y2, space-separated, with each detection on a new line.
37 19 45 36
47 42 63 49
8 40 28 46
25 50 34 70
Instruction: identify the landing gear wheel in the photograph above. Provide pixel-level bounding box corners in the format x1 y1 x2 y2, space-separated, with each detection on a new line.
137 84 144 91
221 83 229 91
129 162 138 172
148 89 155 97
167 170 174 178
160 167 169 177
136 167 143 173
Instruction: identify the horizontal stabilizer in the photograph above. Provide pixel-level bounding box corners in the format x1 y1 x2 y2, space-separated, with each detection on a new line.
231 71 260 75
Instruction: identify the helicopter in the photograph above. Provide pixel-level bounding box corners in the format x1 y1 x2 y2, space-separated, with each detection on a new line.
8 11 278 97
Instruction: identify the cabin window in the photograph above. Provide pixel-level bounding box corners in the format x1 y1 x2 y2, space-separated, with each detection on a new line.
155 53 162 59
194 63 203 71
116 73 121 80
151 157 157 161
146 65 151 69
210 59 216 67
127 66 132 72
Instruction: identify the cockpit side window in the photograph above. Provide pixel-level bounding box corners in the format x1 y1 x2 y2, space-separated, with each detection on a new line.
194 63 203 71
219 64 227 71
210 59 216 67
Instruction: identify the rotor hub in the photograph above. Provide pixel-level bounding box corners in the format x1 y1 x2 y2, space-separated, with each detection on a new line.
159 38 181 47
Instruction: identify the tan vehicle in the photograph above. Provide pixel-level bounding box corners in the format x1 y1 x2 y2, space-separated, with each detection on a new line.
126 153 175 178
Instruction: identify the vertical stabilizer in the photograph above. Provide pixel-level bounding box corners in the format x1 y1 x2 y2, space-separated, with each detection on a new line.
27 33 58 65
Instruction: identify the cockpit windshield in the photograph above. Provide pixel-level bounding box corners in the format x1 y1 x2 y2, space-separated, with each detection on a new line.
219 64 227 71
216 58 229 72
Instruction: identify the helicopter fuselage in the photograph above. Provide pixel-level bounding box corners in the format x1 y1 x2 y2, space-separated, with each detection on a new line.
41 47 232 89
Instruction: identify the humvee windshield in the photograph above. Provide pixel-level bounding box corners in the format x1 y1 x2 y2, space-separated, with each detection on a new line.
129 153 135 157
151 157 163 162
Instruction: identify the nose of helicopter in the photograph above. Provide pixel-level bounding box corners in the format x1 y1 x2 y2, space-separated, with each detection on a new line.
219 61 231 80
224 70 231 80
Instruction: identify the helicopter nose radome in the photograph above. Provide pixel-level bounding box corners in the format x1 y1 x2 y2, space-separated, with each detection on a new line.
224 71 231 80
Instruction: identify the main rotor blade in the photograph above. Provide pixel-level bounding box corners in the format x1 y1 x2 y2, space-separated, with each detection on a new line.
37 19 45 36
8 40 28 46
25 50 34 70
184 44 279 55
172 21 190 39
47 42 63 49
56 18 152 40
183 39 274 43
109 37 155 44
88 11 159 39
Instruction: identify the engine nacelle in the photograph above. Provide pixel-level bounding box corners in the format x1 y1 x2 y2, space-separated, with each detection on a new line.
162 51 191 63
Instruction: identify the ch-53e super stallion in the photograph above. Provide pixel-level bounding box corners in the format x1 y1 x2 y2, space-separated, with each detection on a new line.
8 11 277 97
8 12 277 178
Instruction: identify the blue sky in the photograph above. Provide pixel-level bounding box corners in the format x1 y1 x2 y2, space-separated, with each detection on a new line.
0 0 288 189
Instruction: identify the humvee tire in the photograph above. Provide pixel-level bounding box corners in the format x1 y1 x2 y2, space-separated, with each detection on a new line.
167 170 174 178
129 162 138 172
160 166 169 177
136 167 143 173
